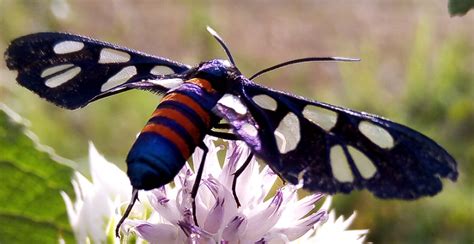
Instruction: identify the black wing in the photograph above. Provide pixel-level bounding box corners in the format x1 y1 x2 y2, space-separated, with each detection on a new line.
214 80 457 199
4 32 191 109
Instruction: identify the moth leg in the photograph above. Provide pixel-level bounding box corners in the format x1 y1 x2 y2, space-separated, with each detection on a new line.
207 128 253 207
214 123 232 129
191 142 209 226
115 188 139 238
207 130 239 140
232 153 254 207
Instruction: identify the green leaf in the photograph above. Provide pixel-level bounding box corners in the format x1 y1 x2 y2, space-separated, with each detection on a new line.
449 0 474 16
0 105 76 243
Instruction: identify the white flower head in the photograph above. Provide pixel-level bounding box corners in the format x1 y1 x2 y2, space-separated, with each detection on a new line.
60 143 132 243
62 137 368 243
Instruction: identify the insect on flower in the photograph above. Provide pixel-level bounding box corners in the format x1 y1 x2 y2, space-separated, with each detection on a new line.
4 27 457 237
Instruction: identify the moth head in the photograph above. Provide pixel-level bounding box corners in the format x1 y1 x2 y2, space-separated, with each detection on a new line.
194 59 239 91
197 59 232 73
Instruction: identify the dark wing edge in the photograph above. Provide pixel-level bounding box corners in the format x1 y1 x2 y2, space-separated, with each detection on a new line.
215 80 457 200
4 32 191 109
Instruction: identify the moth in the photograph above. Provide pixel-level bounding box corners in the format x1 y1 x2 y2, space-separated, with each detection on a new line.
4 27 457 236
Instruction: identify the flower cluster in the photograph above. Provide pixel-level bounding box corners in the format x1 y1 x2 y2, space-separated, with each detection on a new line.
61 137 367 243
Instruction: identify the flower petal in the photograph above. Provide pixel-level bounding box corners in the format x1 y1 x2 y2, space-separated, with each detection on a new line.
148 188 181 225
244 190 284 241
277 193 325 226
192 136 223 178
256 166 278 203
134 222 179 244
218 140 243 188
222 215 248 242
203 197 225 234
77 187 114 243
201 176 238 233
303 211 368 244
178 221 214 243
60 191 79 238
230 145 279 209
258 232 290 244
277 210 327 241
88 142 131 201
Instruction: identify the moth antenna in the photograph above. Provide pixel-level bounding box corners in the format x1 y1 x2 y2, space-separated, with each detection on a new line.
249 57 360 80
206 26 237 66
115 188 139 238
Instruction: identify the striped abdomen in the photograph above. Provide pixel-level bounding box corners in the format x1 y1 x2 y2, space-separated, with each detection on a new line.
126 78 220 190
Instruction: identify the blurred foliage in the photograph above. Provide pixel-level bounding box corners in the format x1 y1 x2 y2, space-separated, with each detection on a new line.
0 105 75 243
0 0 473 243
449 0 474 16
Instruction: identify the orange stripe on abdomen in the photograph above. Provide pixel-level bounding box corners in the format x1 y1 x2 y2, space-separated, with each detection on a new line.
150 107 204 145
139 81 216 159
141 123 191 159
154 93 211 127
186 78 215 94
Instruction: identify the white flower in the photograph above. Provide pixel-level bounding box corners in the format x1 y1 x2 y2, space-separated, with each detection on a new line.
60 142 132 244
61 137 368 243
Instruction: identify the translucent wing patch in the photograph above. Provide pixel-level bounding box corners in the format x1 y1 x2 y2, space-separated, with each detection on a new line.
4 32 190 109
213 93 262 151
219 80 457 200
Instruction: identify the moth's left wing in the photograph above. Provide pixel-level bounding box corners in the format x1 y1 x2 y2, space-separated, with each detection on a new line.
4 32 191 109
214 81 457 199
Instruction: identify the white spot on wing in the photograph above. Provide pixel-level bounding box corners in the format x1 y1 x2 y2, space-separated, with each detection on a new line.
359 121 394 149
150 66 174 76
216 94 247 115
41 64 74 78
274 130 286 153
330 145 353 182
252 94 278 111
45 66 81 88
348 146 377 179
98 48 131 63
148 78 184 89
53 41 84 54
302 105 338 131
101 66 137 91
274 112 300 153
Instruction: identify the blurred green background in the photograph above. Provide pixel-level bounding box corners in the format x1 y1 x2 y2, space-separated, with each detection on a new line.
0 0 473 243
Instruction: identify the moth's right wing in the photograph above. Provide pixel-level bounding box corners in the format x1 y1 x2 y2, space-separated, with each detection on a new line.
213 81 457 200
